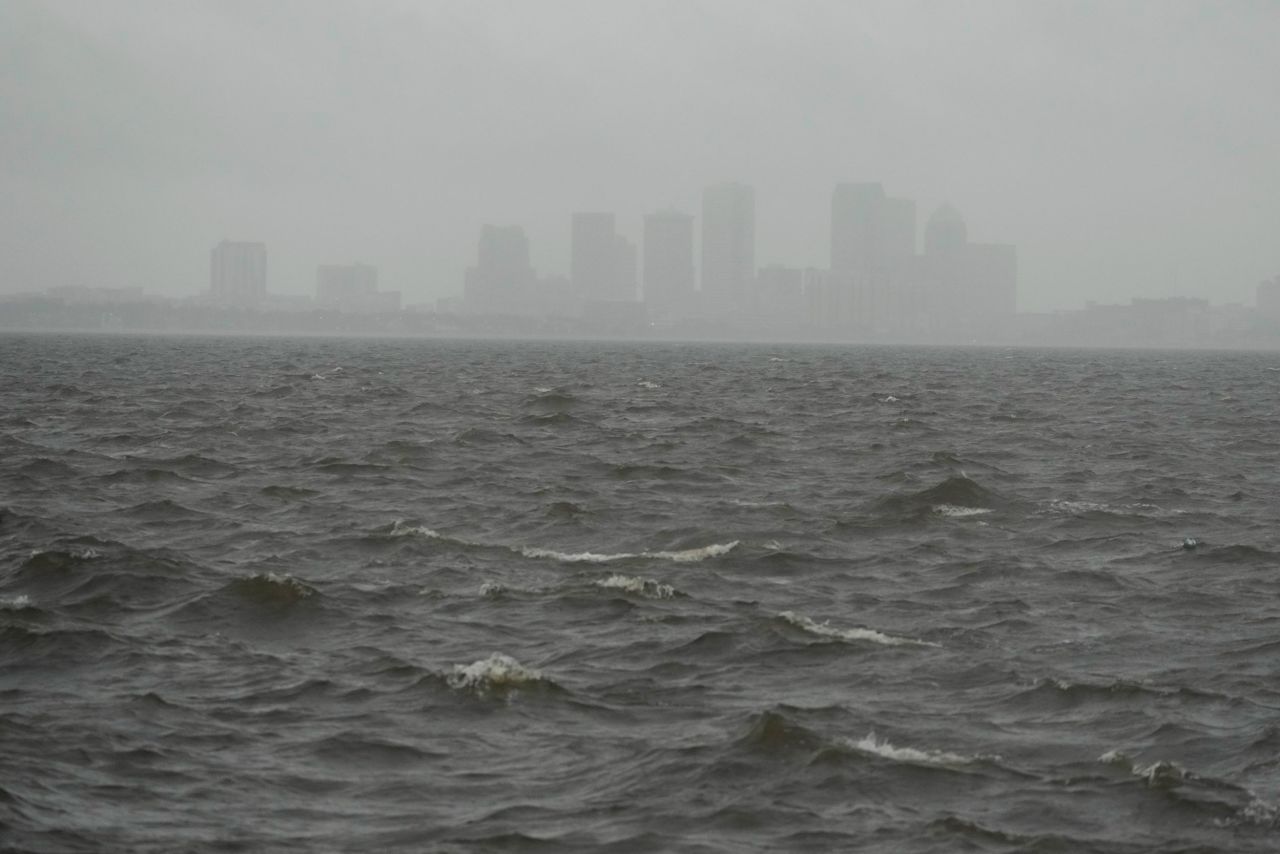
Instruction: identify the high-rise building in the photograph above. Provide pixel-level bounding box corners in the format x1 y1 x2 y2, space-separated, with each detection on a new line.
464 225 537 314
571 212 622 300
316 263 400 313
317 263 377 306
614 235 638 302
210 240 266 305
642 210 695 317
830 183 915 272
701 183 755 311
830 183 885 273
924 204 968 257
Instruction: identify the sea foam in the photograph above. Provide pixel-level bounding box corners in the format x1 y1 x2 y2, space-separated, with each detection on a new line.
0 594 32 610
779 611 938 647
595 574 676 599
521 541 738 564
933 504 993 518
848 732 977 766
448 653 546 693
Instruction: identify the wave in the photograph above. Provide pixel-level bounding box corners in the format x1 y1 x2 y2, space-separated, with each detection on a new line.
226 572 316 605
447 653 551 695
847 732 981 767
594 574 676 599
522 541 738 564
521 390 577 413
933 504 993 518
778 611 938 647
876 475 1008 519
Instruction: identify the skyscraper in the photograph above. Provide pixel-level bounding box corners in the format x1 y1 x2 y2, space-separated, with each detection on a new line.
210 240 266 305
830 183 885 274
642 210 694 317
700 183 755 312
924 204 968 257
464 224 537 314
830 183 916 272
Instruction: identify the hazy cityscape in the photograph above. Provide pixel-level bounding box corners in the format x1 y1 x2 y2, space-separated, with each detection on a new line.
8 3 1280 852
3 179 1277 349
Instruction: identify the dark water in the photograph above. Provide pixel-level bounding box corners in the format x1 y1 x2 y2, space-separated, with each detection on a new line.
3 333 1280 852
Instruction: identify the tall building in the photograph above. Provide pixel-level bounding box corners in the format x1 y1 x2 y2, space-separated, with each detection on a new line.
210 240 266 305
614 235 638 301
572 212 622 300
924 204 968 257
830 183 885 273
464 225 537 314
317 263 377 306
642 210 695 317
701 183 755 311
830 183 915 272
316 263 399 313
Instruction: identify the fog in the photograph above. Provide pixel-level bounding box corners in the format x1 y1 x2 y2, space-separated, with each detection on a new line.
3 0 1277 313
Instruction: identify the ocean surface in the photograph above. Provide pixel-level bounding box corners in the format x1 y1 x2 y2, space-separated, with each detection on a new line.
3 333 1280 853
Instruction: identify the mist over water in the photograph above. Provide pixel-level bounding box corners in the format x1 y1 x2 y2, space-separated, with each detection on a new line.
4 334 1280 851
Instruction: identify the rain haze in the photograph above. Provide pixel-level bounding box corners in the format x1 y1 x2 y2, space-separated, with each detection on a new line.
10 5 1280 852
3 0 1277 317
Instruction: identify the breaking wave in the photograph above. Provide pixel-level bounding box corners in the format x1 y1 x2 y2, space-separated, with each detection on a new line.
779 611 938 647
595 574 676 599
447 653 550 694
522 541 738 564
848 732 980 767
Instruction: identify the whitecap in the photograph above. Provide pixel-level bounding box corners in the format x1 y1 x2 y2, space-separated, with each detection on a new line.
479 581 506 597
932 504 992 518
521 540 738 564
1221 798 1280 828
595 574 675 599
532 386 553 394
636 380 660 389
848 732 977 766
0 594 32 610
447 653 545 692
779 610 938 647
389 520 444 539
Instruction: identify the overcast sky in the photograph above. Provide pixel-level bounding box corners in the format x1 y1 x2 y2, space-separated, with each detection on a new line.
2 0 1277 312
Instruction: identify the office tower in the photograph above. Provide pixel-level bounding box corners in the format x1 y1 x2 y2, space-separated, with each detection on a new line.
642 210 694 316
924 204 968 256
830 183 916 272
829 183 885 273
464 225 537 313
210 240 266 304
614 235 638 301
880 197 917 259
701 183 755 311
571 212 622 300
317 263 377 306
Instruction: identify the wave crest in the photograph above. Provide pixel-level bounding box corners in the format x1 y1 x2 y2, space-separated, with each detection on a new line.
522 541 737 564
779 611 938 647
447 653 548 694
595 574 676 599
848 732 978 766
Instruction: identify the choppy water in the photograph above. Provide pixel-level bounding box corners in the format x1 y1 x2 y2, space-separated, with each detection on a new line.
3 333 1280 852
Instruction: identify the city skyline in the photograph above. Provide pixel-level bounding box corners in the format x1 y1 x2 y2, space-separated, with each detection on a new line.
3 2 1276 314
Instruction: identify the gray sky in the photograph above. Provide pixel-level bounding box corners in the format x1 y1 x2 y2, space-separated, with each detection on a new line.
3 0 1277 312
